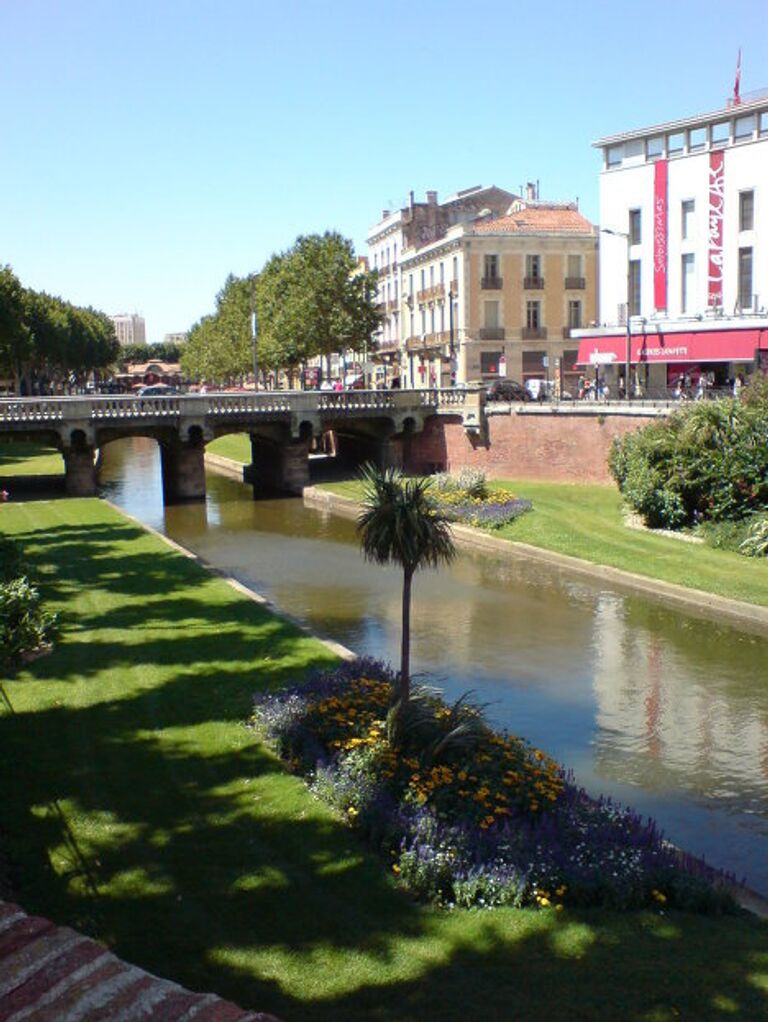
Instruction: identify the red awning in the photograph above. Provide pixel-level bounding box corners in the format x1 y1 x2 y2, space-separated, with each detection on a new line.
576 327 768 367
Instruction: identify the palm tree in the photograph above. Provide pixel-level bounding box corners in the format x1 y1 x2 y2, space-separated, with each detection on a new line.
357 463 456 707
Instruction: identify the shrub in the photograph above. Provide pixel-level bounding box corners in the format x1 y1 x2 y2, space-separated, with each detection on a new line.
610 397 768 529
0 576 58 670
698 519 752 553
251 661 737 913
739 514 768 558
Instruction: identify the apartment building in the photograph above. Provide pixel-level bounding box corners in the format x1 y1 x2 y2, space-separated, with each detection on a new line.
110 313 146 347
367 186 518 384
396 198 597 392
575 90 768 394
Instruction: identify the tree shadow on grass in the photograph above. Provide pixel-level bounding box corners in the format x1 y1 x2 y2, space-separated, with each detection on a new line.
3 666 768 1022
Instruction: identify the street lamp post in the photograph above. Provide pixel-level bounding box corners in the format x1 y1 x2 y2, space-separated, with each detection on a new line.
601 228 632 400
251 309 259 391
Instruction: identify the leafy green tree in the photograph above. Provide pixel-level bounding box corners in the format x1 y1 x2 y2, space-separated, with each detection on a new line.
0 266 32 391
357 464 455 710
182 274 255 385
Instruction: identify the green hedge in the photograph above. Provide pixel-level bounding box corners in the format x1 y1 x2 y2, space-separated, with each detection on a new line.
609 397 768 530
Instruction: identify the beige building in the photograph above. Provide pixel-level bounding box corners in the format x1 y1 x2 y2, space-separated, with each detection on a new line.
111 313 146 347
399 199 597 393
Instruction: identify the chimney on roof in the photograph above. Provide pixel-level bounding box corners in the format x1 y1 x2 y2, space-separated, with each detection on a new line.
409 190 415 207
382 209 390 219
426 190 438 205
526 182 537 201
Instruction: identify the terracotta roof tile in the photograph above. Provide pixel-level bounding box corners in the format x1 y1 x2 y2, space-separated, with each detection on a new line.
473 206 595 235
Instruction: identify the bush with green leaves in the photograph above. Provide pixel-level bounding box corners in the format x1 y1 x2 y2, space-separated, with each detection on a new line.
0 535 58 671
610 396 768 529
0 576 58 670
739 514 768 558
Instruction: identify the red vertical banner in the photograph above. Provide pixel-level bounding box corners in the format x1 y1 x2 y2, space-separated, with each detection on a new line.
708 150 725 309
653 160 668 312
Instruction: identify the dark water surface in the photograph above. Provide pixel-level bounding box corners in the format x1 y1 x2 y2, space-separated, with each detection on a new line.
100 438 768 894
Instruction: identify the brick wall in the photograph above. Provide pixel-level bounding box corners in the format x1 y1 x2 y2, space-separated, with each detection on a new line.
406 409 657 484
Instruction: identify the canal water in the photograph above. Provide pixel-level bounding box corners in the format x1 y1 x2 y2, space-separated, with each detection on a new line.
99 437 768 894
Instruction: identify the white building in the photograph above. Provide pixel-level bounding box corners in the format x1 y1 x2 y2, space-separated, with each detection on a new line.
575 90 768 395
111 313 146 347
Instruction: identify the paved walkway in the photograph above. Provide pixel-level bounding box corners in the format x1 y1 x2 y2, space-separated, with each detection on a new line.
0 900 280 1022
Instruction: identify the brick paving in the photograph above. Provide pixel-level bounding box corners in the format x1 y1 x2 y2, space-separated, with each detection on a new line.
0 901 281 1022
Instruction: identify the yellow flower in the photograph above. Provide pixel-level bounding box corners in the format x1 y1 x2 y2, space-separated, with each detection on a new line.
392 864 401 874
347 806 359 818
652 889 667 904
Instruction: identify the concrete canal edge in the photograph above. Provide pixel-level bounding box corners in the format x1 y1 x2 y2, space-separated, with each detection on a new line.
302 486 768 637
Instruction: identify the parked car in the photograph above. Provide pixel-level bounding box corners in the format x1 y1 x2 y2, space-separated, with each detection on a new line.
137 384 180 396
485 379 531 402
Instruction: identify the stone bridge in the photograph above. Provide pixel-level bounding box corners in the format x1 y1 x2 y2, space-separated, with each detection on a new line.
0 389 483 500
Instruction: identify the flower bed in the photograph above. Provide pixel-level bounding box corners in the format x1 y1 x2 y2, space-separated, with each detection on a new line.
252 660 737 913
429 470 532 530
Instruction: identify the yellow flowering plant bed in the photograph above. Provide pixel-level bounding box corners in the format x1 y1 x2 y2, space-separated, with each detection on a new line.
252 658 738 913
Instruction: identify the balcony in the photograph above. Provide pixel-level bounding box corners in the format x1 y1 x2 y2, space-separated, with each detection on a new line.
405 333 449 352
521 327 548 340
480 276 503 290
450 278 459 295
417 285 446 304
479 327 506 340
523 276 545 289
564 277 586 289
562 326 577 338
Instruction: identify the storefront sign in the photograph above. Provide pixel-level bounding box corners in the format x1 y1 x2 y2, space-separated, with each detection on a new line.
708 151 725 308
653 160 668 312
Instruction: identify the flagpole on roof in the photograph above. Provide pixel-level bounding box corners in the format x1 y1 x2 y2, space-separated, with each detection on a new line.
733 48 742 106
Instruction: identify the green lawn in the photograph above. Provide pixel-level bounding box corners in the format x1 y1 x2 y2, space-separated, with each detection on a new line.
0 441 64 478
207 433 252 463
1 498 767 1021
324 478 768 608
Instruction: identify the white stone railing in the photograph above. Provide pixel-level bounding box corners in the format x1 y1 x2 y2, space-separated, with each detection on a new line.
0 388 482 427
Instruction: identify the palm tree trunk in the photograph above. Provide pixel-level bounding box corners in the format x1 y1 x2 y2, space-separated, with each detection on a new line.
400 568 413 703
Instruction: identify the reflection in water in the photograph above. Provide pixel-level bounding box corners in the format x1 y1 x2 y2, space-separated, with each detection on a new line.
99 438 768 892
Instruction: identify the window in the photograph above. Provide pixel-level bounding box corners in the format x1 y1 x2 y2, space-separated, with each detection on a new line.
607 145 623 167
682 199 695 240
452 256 458 281
568 300 582 328
420 268 426 289
484 254 499 280
629 209 642 245
740 190 754 231
646 136 663 160
681 254 695 314
735 114 755 140
409 311 414 337
668 131 685 155
689 126 706 151
761 111 768 137
526 254 541 279
738 247 753 309
629 260 641 317
480 351 501 375
420 309 426 334
526 300 541 329
429 265 435 287
711 121 729 147
484 301 500 329
439 261 444 283
567 254 582 278
408 273 413 297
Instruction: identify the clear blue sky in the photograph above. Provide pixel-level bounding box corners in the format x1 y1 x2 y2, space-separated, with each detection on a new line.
1 0 765 342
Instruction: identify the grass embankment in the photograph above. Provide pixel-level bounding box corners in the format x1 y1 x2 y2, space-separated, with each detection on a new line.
324 478 768 608
1 499 767 1021
0 441 64 478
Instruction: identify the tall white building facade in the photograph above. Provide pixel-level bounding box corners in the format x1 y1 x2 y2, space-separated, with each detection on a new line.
575 92 768 394
111 313 146 347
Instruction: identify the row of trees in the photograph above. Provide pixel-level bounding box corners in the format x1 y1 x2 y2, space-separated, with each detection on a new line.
0 265 120 395
181 232 380 386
